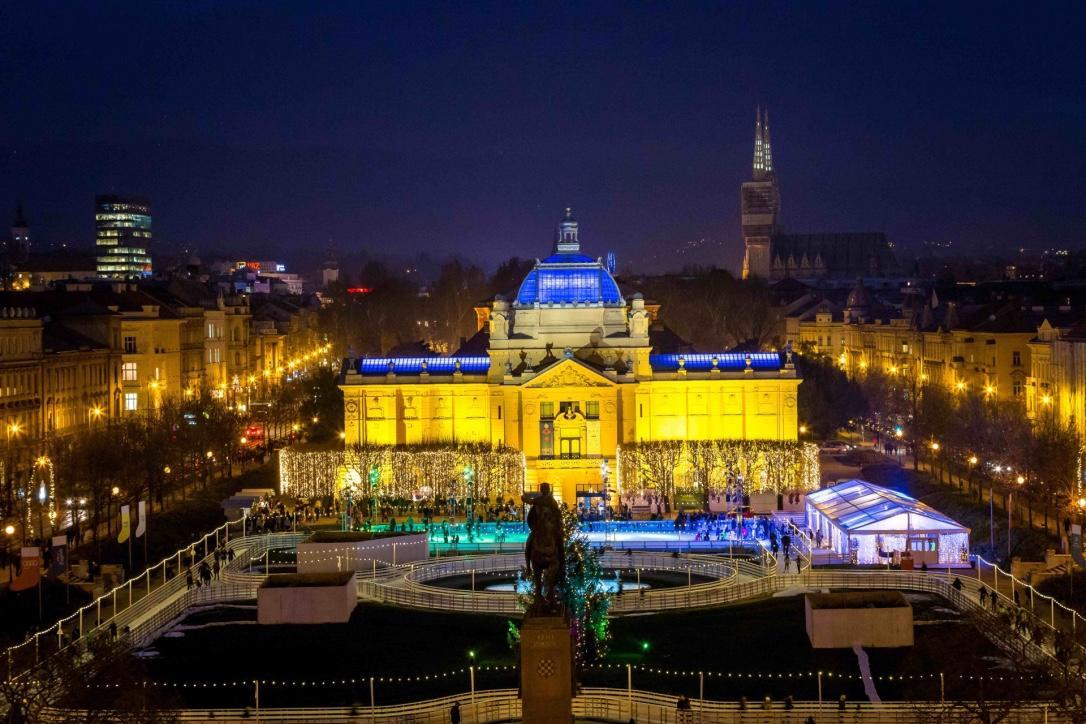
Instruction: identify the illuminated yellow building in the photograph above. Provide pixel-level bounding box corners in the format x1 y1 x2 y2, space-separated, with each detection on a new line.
341 211 801 503
787 281 1041 404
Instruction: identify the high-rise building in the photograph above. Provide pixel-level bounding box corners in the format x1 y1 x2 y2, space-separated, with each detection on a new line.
95 194 152 279
9 204 30 264
740 109 897 281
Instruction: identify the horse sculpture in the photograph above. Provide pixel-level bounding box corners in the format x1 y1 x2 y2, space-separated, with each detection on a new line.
523 483 566 613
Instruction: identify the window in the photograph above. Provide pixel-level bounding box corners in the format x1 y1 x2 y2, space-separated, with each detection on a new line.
124 392 138 411
123 336 137 354
560 438 581 459
1012 351 1022 367
586 401 600 419
539 420 554 457
1013 381 1023 397
497 405 502 421
540 402 554 420
121 362 138 382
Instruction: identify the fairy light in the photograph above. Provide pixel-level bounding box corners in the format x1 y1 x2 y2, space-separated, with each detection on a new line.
279 443 526 501
617 440 820 496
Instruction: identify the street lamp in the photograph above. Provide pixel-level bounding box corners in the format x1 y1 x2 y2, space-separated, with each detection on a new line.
368 466 380 523
1009 475 1026 558
3 524 14 579
464 465 476 528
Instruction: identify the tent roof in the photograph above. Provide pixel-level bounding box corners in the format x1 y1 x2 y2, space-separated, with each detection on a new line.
806 479 968 534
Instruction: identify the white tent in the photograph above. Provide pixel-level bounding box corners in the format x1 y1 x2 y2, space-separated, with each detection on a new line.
805 479 970 566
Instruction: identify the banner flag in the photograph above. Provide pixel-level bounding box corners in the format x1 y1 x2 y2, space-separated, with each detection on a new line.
11 547 41 592
118 505 130 544
135 500 147 538
49 535 68 577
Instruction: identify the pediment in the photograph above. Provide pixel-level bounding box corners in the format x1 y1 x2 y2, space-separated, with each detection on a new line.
522 358 615 388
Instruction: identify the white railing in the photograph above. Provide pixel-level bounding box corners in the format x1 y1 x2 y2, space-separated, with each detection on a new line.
973 554 1086 637
364 552 759 615
41 687 1065 723
4 514 257 678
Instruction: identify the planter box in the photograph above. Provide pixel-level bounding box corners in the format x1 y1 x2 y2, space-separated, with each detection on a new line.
805 591 913 649
296 531 429 574
257 572 357 625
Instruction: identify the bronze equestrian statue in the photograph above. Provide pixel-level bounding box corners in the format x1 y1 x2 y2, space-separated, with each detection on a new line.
523 483 565 613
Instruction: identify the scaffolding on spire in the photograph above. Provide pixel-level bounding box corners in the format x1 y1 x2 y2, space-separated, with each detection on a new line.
763 108 773 175
753 106 765 176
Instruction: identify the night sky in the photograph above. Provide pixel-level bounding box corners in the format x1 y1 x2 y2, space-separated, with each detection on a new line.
2 2 1084 272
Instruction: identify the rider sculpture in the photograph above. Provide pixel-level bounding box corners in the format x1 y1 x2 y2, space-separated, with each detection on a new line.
523 482 566 614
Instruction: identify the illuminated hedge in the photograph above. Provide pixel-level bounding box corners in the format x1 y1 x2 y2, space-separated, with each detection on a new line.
617 439 820 498
279 443 526 501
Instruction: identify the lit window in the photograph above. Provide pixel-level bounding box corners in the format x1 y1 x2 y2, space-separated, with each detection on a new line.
122 362 138 382
124 392 138 411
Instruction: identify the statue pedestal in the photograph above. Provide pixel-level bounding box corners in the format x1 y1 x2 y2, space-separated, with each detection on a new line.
520 613 573 724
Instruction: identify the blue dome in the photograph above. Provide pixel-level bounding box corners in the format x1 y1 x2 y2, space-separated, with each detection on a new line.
514 208 624 306
515 260 623 305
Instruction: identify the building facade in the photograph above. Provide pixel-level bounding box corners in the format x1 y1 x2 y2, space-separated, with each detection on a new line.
786 279 1061 408
342 211 802 503
95 195 152 279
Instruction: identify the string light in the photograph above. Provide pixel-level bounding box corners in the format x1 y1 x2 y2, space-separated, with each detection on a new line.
618 440 820 496
279 443 525 501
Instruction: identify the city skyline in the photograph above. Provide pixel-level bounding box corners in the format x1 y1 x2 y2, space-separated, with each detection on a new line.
2 3 1084 272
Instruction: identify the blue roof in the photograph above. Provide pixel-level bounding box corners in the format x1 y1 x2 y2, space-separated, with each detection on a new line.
649 352 781 372
356 356 491 376
515 262 624 305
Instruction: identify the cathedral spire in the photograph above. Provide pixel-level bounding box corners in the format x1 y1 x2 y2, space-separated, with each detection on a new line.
753 106 765 178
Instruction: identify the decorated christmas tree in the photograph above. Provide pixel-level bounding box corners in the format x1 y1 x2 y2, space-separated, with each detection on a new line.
558 508 611 665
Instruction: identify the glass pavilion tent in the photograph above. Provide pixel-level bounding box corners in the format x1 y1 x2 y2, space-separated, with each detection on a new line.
805 480 970 567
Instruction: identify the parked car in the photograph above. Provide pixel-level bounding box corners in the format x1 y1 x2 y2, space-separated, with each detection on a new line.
819 440 852 454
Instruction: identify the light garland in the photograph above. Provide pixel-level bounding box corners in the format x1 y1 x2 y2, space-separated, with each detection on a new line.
618 440 820 497
83 665 1037 689
280 443 527 502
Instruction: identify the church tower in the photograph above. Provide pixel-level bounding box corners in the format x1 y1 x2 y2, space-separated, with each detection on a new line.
740 107 780 279
8 204 30 265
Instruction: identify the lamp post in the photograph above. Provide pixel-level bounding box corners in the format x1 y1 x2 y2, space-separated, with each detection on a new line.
1010 474 1025 559
929 440 941 483
4 524 15 580
368 466 380 524
464 466 476 528
967 455 978 496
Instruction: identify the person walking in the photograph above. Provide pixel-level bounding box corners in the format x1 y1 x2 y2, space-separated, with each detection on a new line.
450 701 461 724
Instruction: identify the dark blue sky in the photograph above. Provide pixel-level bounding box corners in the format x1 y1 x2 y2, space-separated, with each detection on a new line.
2 2 1084 272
